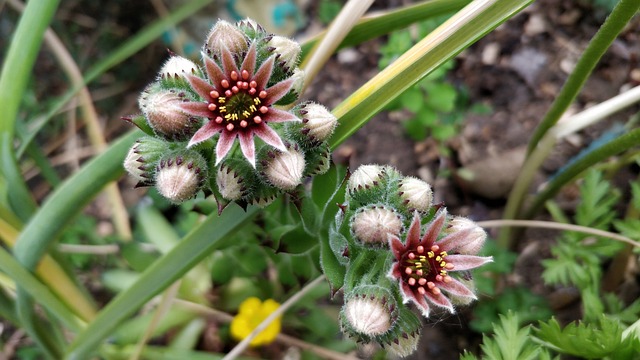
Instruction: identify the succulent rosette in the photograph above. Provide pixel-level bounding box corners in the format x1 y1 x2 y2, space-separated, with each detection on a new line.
331 164 492 357
122 19 338 205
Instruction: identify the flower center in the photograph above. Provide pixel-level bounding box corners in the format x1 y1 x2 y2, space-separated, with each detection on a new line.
402 244 455 296
207 70 270 132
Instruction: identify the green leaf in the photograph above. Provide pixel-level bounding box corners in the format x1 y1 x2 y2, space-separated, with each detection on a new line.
400 87 425 113
0 0 60 137
65 205 258 359
424 81 457 112
14 130 141 271
536 316 629 358
321 225 347 295
480 312 539 360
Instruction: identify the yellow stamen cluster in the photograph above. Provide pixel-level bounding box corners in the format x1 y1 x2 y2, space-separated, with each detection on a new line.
403 244 455 296
206 70 270 132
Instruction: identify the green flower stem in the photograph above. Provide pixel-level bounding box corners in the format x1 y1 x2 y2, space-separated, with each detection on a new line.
329 0 533 150
0 286 18 326
65 205 259 359
526 0 640 155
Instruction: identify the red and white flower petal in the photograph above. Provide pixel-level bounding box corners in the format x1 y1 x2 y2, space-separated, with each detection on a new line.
405 213 422 251
436 228 474 253
215 131 236 165
204 56 226 87
263 78 294 106
264 108 299 123
253 56 275 90
220 46 239 77
179 101 213 119
240 43 256 76
238 130 256 167
446 255 493 271
439 277 477 299
421 208 447 247
425 290 455 313
389 235 405 260
253 124 286 151
186 75 215 101
399 282 431 318
188 121 221 147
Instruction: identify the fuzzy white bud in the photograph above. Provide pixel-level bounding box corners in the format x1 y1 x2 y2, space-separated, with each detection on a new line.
398 176 433 212
216 164 245 201
290 68 305 96
159 56 199 80
155 155 205 203
301 103 337 142
351 205 403 244
344 296 392 336
123 146 146 181
268 35 301 71
206 20 248 55
139 90 194 138
348 164 384 193
262 146 305 190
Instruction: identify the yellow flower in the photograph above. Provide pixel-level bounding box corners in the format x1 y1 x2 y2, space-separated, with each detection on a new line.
230 297 281 347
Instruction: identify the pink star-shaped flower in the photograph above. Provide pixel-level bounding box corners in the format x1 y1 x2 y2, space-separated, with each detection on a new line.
388 209 492 317
179 43 299 167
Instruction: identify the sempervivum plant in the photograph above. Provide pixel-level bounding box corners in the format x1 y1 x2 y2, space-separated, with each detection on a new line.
330 164 492 357
123 19 337 206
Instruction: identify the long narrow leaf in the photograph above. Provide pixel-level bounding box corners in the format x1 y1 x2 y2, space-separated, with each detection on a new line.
13 130 141 270
0 247 84 331
329 0 532 149
17 0 212 157
300 0 470 57
0 0 60 137
65 205 259 359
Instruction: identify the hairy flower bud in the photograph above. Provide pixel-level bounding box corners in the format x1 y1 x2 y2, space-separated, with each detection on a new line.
341 286 397 339
205 20 248 57
259 143 305 191
299 103 337 143
351 205 403 245
398 176 433 212
155 150 207 203
267 35 301 72
445 217 487 255
123 136 167 184
158 56 200 84
216 159 255 201
139 88 200 140
303 144 331 176
348 164 384 193
290 68 305 96
379 307 421 358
